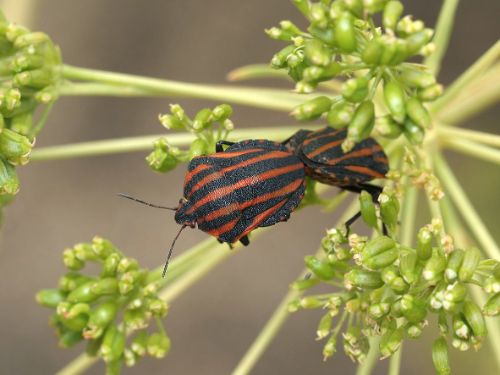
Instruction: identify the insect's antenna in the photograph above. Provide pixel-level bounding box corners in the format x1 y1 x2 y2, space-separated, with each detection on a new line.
162 224 187 277
117 193 177 211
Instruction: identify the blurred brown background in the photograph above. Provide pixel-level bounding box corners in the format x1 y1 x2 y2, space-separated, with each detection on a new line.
0 1 498 374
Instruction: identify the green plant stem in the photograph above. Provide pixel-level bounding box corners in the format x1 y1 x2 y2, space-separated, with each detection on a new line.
432 40 500 113
30 103 54 138
30 125 320 161
61 65 305 111
438 193 500 372
437 125 500 147
424 0 460 75
441 137 500 166
355 337 381 375
399 184 418 246
437 65 500 125
232 198 357 375
227 64 290 81
388 346 403 375
55 354 94 375
433 153 500 259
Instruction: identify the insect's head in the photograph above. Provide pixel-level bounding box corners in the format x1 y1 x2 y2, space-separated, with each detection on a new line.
174 197 197 228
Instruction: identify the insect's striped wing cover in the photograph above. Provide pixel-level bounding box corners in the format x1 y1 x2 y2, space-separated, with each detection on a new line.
300 127 389 186
180 140 305 243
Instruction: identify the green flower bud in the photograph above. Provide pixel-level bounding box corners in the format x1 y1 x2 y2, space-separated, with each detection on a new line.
212 104 233 121
59 330 83 348
342 76 369 103
443 283 466 310
291 96 332 120
381 265 399 284
423 248 446 283
389 276 409 294
35 85 58 104
361 38 384 65
316 312 333 340
322 334 337 361
406 97 431 129
399 248 417 284
131 331 148 357
0 88 21 112
192 108 212 131
416 227 433 260
403 117 424 145
383 80 406 123
305 255 338 280
63 249 85 270
72 243 97 262
363 249 398 270
342 0 364 17
58 272 93 292
378 38 398 66
305 39 331 66
368 302 390 319
304 62 341 82
438 312 449 334
146 137 179 173
462 300 487 342
445 248 464 282
344 269 383 290
86 337 103 357
265 27 294 41
383 1 404 30
380 326 404 359
308 26 335 45
124 307 151 330
346 100 375 145
484 275 500 294
299 296 325 309
327 101 354 129
84 302 119 339
158 113 184 130
189 138 208 158
335 12 357 53
483 292 500 317
359 190 377 228
60 312 89 332
36 288 66 308
147 298 169 317
364 0 388 13
119 270 143 295
102 253 121 277
405 29 434 55
399 69 436 89
101 326 126 363
432 337 451 375
361 236 396 259
291 277 321 291
12 52 44 72
379 193 399 229
270 45 296 69
67 281 98 303
91 277 119 296
0 157 19 194
458 247 480 282
14 68 54 88
343 326 369 363
9 112 33 136
0 128 33 165
417 83 443 102
400 294 427 323
12 31 49 48
65 302 91 319
92 236 116 259
123 348 138 367
407 323 424 339
147 332 171 358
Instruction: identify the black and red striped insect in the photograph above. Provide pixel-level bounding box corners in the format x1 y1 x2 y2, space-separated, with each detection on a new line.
121 139 306 275
284 126 389 229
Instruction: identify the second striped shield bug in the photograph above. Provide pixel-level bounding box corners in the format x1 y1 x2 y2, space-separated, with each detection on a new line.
121 138 306 276
284 127 389 231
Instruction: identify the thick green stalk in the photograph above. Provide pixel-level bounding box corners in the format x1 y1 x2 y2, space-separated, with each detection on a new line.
388 347 403 375
441 137 500 166
433 153 500 259
227 64 290 81
61 65 305 111
232 198 357 375
437 126 500 147
424 0 460 75
432 40 500 113
355 337 381 375
30 126 319 161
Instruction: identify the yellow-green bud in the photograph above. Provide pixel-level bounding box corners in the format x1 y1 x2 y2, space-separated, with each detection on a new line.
432 337 451 375
359 190 377 228
383 1 404 31
335 12 357 52
458 247 480 282
383 80 406 123
327 101 354 129
0 128 33 165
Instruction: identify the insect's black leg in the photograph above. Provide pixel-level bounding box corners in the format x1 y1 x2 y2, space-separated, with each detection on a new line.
215 140 236 153
341 184 387 234
344 211 362 236
239 235 250 246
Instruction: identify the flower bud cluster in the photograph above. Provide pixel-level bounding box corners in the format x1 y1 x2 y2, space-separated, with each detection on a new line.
0 11 62 210
147 103 234 172
269 1 441 151
37 237 170 374
289 189 498 372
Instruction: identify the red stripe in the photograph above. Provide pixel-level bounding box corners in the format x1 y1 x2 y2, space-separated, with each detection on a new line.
307 138 343 158
206 217 240 237
344 165 385 178
324 145 382 165
302 129 341 146
236 200 288 240
208 148 262 158
184 163 211 187
186 163 303 215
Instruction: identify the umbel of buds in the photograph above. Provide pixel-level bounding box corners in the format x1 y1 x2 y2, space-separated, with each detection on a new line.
289 188 499 373
147 103 234 173
0 11 62 212
37 237 170 374
268 0 441 151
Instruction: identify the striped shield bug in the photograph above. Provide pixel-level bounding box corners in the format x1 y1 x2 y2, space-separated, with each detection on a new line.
284 127 389 231
121 139 306 276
